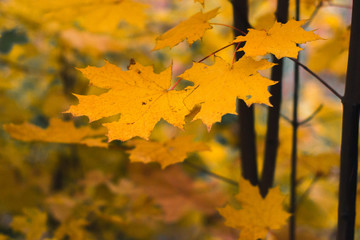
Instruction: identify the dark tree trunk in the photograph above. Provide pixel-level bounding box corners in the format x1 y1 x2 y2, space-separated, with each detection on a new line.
232 0 258 186
259 0 289 198
336 0 360 239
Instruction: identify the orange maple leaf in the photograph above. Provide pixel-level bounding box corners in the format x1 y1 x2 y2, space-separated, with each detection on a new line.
130 165 228 222
153 8 219 50
179 56 276 127
66 61 191 141
218 178 290 240
127 135 209 169
3 118 107 147
233 19 322 59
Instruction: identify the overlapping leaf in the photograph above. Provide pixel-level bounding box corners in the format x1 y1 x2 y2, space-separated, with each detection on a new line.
233 19 322 59
127 135 209 169
153 8 219 50
66 61 191 141
3 118 107 147
218 178 290 240
179 56 276 127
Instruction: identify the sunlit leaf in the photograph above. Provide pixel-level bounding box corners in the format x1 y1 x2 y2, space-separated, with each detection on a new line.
179 56 276 127
66 60 191 141
233 19 322 59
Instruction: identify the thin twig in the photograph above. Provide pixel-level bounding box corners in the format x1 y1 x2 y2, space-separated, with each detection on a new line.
288 57 343 99
290 1 301 238
297 174 321 207
183 161 238 187
303 1 323 28
168 43 236 90
210 22 247 35
299 104 323 126
280 113 293 124
327 2 352 9
258 104 293 125
197 43 236 63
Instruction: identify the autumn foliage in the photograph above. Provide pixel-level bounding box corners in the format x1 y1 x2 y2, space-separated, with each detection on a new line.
0 0 357 240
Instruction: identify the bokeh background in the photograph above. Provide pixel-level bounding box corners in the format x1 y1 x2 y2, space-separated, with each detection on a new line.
0 0 355 239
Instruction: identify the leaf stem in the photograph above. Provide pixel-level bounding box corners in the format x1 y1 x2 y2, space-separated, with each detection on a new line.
197 43 236 63
232 42 242 65
210 22 247 35
169 78 183 90
288 57 343 99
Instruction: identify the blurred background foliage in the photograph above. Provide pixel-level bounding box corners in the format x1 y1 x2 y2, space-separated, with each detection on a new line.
0 0 355 239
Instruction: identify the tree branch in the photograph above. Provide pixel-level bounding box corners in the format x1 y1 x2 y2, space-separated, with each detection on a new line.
183 161 238 187
288 57 343 99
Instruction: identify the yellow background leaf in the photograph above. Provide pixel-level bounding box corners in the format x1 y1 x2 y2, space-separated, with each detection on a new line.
127 135 209 169
154 8 219 50
308 28 349 76
4 118 107 147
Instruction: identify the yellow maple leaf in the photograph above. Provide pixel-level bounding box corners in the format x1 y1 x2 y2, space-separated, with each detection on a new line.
233 19 322 59
11 208 47 240
178 56 276 127
153 8 219 50
218 178 290 240
3 118 107 147
127 135 209 169
66 60 191 141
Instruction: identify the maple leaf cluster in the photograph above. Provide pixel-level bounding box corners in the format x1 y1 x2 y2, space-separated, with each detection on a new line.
63 10 320 143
